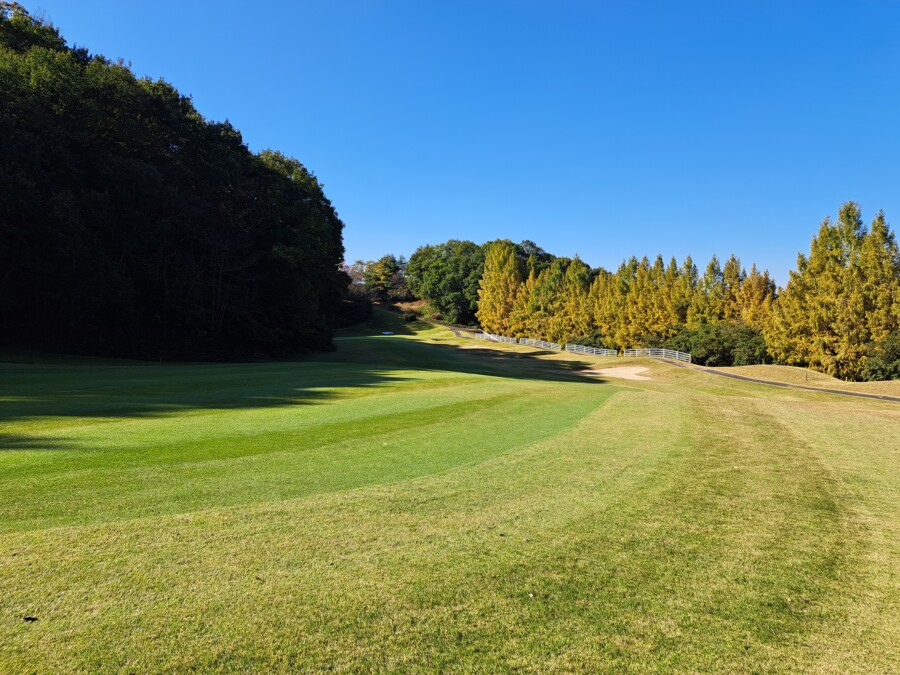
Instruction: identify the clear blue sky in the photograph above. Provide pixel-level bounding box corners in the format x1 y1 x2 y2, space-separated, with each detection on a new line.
27 0 900 286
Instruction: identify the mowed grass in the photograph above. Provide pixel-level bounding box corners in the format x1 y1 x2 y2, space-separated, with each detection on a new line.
1 310 898 672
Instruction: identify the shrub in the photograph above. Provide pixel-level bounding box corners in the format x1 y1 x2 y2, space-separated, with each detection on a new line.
861 330 900 381
665 321 770 367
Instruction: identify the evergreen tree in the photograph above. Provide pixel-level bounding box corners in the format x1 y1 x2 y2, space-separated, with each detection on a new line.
509 267 538 337
618 258 653 347
476 241 522 334
687 255 725 328
768 202 897 379
529 259 568 341
671 256 698 326
555 256 592 343
721 254 745 320
588 270 619 348
737 264 776 334
858 210 900 344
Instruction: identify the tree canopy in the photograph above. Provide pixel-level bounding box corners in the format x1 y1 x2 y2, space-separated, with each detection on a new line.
768 203 900 379
406 241 484 324
0 4 346 359
404 203 899 380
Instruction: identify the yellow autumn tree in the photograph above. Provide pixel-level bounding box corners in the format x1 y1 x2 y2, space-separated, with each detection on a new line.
476 241 522 335
509 266 537 338
555 256 592 343
769 202 880 379
737 264 776 334
687 255 725 328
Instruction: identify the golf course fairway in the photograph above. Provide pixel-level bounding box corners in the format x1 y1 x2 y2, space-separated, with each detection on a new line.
1 310 898 672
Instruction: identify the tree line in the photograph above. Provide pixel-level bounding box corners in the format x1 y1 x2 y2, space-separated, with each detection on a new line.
405 202 899 381
0 4 346 359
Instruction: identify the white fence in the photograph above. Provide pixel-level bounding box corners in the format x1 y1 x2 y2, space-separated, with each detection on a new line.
565 343 618 358
623 347 692 363
475 331 517 344
470 332 692 363
518 337 563 351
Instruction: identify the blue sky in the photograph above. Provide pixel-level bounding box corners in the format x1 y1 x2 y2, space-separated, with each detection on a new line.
27 1 900 285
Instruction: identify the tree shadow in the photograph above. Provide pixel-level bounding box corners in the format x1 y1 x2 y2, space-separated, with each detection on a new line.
0 367 427 453
1 315 607 451
0 434 70 451
326 334 601 385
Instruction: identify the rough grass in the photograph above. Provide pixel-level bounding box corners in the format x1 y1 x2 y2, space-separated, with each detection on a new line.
1 310 898 672
715 364 900 396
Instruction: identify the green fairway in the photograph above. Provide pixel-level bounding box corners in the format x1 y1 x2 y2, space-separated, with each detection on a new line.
1 310 899 672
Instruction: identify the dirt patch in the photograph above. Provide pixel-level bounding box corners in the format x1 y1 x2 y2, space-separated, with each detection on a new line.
580 366 651 381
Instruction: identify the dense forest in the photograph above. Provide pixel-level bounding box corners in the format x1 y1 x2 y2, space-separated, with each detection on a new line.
403 202 900 381
0 4 346 359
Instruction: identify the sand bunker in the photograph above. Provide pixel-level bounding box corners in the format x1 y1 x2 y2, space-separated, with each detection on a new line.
580 366 651 381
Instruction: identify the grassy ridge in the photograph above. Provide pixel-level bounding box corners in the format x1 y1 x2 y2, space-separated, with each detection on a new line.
1 310 898 671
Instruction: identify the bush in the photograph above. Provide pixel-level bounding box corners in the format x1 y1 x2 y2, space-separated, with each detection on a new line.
664 321 770 367
404 313 417 322
861 330 900 381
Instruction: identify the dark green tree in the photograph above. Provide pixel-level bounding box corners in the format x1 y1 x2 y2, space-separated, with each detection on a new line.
0 5 346 358
406 240 485 324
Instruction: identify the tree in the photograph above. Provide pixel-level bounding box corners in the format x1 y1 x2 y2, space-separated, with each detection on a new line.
515 240 555 274
737 264 776 334
858 210 900 344
406 240 484 323
529 258 568 341
768 202 899 379
687 255 725 328
363 255 405 301
861 329 900 381
341 260 369 286
509 266 538 337
587 270 619 348
667 321 770 367
476 241 523 334
721 254 745 321
552 256 592 343
0 6 346 358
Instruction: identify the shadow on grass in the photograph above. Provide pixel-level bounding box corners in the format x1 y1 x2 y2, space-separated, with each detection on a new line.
0 434 71 451
0 310 606 450
329 307 600 381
